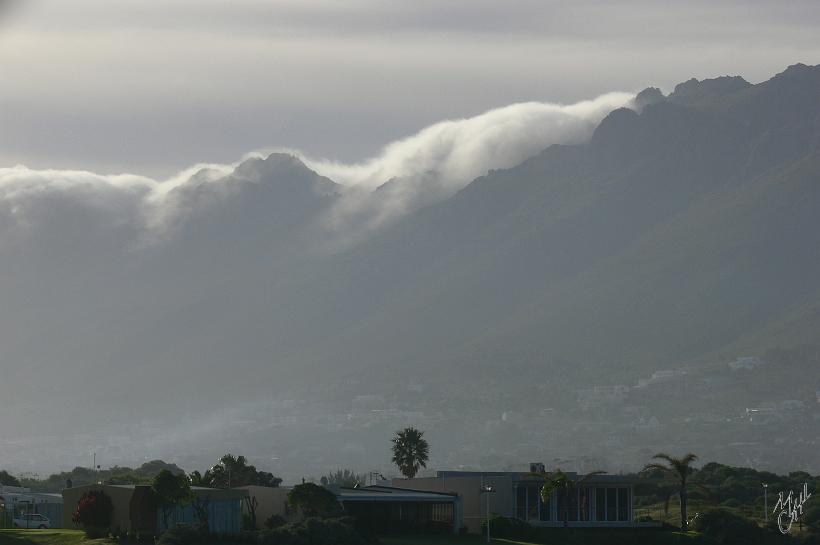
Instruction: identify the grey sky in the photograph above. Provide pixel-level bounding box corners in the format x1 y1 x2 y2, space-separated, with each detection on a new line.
1 0 819 177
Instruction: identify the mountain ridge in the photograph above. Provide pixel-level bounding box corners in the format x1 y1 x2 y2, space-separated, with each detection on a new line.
1 65 819 476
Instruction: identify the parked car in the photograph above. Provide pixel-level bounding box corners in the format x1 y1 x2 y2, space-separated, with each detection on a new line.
12 513 51 529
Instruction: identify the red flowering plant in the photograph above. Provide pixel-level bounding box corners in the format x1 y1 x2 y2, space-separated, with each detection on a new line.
72 490 113 537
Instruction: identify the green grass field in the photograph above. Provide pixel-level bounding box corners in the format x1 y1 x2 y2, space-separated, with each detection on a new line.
0 527 768 545
0 530 111 545
0 529 715 545
378 530 716 545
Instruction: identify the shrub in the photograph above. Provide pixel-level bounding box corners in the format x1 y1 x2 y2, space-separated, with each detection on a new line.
157 524 256 545
157 519 370 545
257 517 369 545
692 508 776 544
72 489 114 536
264 514 287 529
156 525 203 545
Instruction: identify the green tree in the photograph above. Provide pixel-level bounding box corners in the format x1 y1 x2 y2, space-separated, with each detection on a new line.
642 453 698 530
0 470 21 487
243 495 259 530
136 460 185 477
320 469 364 487
152 469 192 528
188 470 206 486
287 483 340 518
198 454 281 488
391 427 429 479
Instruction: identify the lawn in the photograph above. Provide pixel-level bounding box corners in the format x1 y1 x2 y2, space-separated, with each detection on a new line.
379 530 717 545
0 528 731 545
0 528 764 545
0 530 111 545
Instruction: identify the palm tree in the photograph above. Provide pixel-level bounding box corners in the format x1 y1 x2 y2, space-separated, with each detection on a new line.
532 469 605 522
642 453 698 530
391 427 429 479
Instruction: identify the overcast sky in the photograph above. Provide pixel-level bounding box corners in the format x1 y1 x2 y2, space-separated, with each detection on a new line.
1 0 819 177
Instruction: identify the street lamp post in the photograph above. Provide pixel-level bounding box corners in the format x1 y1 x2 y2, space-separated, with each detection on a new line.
480 485 496 543
762 483 768 523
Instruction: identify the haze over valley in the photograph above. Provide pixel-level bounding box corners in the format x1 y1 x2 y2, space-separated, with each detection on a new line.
1 62 819 482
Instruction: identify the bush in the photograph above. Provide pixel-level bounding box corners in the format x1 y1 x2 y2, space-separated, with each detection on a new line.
480 515 533 540
257 517 369 545
157 519 370 545
692 508 779 544
157 524 256 545
72 489 114 536
264 514 287 529
157 525 203 545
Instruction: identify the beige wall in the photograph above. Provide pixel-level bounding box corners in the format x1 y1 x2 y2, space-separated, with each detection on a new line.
235 486 293 530
393 475 513 533
62 485 135 532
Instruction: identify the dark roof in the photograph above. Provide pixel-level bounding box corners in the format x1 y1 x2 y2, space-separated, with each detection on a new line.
434 470 636 484
336 485 457 503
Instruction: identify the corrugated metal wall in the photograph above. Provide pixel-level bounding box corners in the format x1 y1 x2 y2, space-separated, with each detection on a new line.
157 499 243 534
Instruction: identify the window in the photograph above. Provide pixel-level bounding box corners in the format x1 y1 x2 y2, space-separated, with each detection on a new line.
595 487 606 521
618 488 629 522
526 486 539 521
578 486 591 521
557 487 577 521
431 503 453 522
515 486 526 520
606 488 617 521
539 489 551 521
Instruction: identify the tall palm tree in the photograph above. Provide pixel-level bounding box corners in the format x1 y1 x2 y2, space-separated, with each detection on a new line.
642 453 698 530
391 427 429 479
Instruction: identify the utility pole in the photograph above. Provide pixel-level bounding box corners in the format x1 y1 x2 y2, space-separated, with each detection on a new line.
480 485 495 543
763 483 768 523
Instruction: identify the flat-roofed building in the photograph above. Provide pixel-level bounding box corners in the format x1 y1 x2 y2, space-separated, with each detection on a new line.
336 485 461 534
62 484 247 535
234 485 293 530
394 467 645 533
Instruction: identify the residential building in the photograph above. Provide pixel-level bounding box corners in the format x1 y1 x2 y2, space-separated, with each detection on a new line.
0 486 63 529
394 467 646 533
235 485 293 530
61 484 247 534
335 485 461 534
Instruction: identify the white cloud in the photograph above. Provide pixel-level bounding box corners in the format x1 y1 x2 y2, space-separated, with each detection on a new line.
0 92 632 250
297 92 634 247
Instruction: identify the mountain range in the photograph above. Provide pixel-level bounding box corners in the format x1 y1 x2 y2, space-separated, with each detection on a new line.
1 64 819 474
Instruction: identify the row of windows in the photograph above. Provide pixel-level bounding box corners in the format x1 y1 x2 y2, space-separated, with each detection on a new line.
514 485 630 522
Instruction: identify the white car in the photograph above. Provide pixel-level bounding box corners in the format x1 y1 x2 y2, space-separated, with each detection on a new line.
12 513 51 529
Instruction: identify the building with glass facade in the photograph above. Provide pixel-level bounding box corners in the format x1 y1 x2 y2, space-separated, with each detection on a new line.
395 468 641 533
